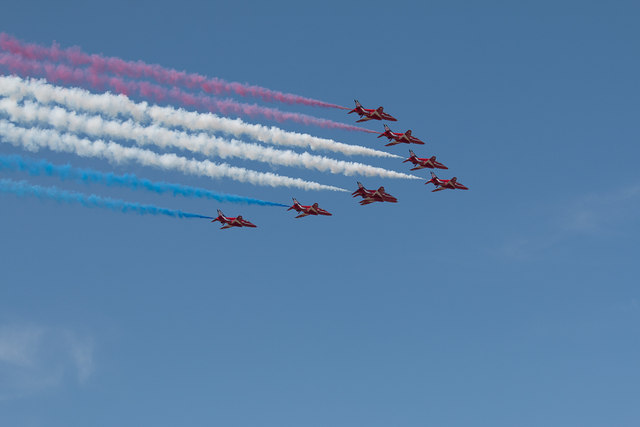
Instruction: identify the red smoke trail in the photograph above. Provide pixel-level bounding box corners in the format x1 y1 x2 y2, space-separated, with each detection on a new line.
0 53 377 133
0 33 350 110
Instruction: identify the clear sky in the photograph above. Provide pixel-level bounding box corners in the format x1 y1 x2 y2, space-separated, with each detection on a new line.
1 1 639 426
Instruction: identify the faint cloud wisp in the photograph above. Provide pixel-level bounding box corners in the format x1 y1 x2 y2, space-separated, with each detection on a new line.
498 183 640 259
0 323 94 399
561 183 640 234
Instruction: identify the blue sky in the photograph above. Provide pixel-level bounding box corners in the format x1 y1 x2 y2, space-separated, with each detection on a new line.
1 1 639 426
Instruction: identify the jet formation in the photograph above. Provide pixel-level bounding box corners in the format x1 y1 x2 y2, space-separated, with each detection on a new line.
211 99 468 229
345 99 467 192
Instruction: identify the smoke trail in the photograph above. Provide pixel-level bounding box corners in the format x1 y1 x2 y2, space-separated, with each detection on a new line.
0 178 213 219
0 98 419 180
0 32 349 110
0 53 376 133
0 75 396 158
0 154 287 207
0 120 348 192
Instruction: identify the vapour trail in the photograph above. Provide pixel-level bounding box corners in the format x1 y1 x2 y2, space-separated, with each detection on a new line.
0 154 287 207
0 32 349 110
0 75 396 158
0 98 419 180
0 120 348 192
0 178 213 219
0 53 377 133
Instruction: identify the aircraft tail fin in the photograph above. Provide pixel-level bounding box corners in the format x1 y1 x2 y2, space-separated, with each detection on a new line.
384 124 391 132
405 129 412 136
376 106 384 113
403 150 414 163
348 100 362 114
357 181 364 189
212 209 224 222
426 171 438 184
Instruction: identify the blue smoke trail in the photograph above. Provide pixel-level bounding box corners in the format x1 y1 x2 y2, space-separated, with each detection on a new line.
0 179 214 219
0 154 287 207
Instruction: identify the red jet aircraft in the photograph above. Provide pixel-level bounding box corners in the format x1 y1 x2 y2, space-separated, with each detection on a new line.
425 172 469 192
211 209 257 229
351 182 398 205
403 150 448 170
378 124 425 146
287 198 332 218
348 100 398 123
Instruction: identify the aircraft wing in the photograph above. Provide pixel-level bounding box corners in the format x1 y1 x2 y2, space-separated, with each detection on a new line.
356 116 373 123
434 161 448 169
351 189 369 198
380 191 398 202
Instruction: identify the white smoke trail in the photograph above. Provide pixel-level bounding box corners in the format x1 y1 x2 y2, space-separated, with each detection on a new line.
0 98 420 180
0 75 399 159
0 120 347 192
